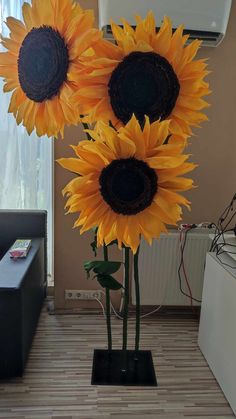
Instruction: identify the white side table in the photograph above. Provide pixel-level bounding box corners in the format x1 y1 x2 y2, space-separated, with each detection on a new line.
198 252 236 415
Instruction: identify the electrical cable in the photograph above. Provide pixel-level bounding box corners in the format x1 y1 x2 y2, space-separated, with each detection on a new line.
94 220 222 316
210 192 236 269
177 226 202 304
210 195 236 252
99 290 123 319
179 230 193 306
97 289 163 320
220 210 236 233
215 254 236 269
94 297 106 318
140 304 163 318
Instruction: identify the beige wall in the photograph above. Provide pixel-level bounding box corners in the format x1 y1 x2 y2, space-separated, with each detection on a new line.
54 1 236 310
54 0 125 310
183 1 236 223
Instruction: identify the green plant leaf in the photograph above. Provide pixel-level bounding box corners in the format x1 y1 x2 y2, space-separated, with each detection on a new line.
84 260 121 278
96 274 123 290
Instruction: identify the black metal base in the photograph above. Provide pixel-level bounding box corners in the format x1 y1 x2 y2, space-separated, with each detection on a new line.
91 349 157 386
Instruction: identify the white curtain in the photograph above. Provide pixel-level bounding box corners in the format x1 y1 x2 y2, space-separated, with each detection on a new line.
0 0 53 275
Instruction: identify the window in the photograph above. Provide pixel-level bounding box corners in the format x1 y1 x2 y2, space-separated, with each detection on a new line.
0 0 53 276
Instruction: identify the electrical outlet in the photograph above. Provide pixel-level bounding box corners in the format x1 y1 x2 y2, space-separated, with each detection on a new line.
65 290 102 300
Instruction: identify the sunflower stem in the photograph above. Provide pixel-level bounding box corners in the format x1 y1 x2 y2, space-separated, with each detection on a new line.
122 247 130 371
81 116 93 141
134 246 140 353
103 244 112 353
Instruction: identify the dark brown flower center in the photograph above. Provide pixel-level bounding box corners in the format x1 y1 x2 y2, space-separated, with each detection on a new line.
108 51 180 126
99 158 157 215
18 26 69 102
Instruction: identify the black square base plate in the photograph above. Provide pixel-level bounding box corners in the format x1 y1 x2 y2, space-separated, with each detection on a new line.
91 349 157 386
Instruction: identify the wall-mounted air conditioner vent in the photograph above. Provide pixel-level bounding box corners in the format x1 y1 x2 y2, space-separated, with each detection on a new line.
102 25 223 48
99 0 232 47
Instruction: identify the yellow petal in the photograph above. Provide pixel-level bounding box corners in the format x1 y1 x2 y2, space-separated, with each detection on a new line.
176 95 209 111
158 162 196 182
121 18 135 36
5 17 27 41
173 106 209 125
22 2 34 30
148 119 170 149
31 0 54 27
111 20 126 44
62 173 92 196
35 103 47 137
0 35 20 55
0 52 17 66
69 29 101 60
3 79 18 92
117 134 137 158
138 210 164 238
95 122 120 155
160 177 194 191
153 16 172 56
16 98 32 125
57 157 95 176
146 155 189 169
148 202 181 225
166 25 184 66
154 143 185 156
135 14 151 44
71 145 105 170
183 39 202 63
78 85 108 99
120 114 146 158
158 187 191 209
123 216 141 254
122 36 137 55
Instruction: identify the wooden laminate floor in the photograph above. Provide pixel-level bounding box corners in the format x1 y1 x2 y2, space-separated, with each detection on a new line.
0 306 234 419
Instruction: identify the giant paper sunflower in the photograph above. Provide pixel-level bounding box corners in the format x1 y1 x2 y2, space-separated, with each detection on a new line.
0 0 101 137
73 12 210 137
58 115 195 253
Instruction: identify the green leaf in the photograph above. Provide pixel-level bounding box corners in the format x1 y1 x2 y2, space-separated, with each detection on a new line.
96 274 123 290
94 261 122 275
84 260 122 278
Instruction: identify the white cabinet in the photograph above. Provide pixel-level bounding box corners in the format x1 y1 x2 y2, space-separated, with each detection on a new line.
198 252 236 415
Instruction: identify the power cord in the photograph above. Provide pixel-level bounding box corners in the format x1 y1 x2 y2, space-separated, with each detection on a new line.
93 221 217 315
178 226 202 304
179 229 193 306
210 192 236 269
94 290 163 320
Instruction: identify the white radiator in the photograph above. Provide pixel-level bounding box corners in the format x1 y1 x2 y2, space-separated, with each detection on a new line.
132 229 212 306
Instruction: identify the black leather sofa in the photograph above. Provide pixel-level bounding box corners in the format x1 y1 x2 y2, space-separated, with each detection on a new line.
0 210 47 378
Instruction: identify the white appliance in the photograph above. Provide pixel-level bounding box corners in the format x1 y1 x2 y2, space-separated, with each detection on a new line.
98 0 232 47
198 252 236 415
131 229 211 306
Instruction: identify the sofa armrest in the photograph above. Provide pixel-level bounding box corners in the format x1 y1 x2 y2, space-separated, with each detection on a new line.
0 210 47 287
0 238 45 378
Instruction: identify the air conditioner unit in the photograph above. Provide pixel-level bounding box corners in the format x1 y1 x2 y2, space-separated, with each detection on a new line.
98 0 232 47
